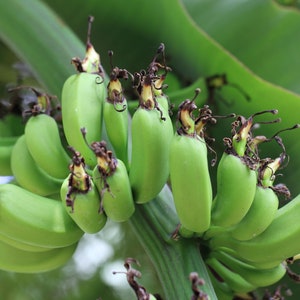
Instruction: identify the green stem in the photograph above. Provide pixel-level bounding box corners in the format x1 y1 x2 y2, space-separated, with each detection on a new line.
130 185 217 300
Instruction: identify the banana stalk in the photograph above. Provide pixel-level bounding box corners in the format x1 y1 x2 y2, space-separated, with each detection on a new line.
129 184 218 300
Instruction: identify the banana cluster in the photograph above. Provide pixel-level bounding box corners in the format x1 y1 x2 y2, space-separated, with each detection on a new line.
2 15 300 299
170 106 300 298
0 20 174 274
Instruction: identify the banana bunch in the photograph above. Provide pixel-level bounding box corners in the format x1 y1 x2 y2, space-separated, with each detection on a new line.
3 14 300 299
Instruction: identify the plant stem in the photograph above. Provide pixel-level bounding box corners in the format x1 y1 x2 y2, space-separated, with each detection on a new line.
129 185 217 300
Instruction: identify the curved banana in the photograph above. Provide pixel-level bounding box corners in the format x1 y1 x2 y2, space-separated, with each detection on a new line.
24 113 71 179
0 239 77 273
229 186 279 241
209 113 263 230
61 72 105 168
103 61 129 169
205 256 257 294
209 193 300 266
60 148 107 234
210 152 257 228
91 141 135 222
129 73 173 204
207 268 235 300
0 231 51 253
61 17 106 168
169 99 212 234
0 184 84 248
211 250 286 288
11 135 63 196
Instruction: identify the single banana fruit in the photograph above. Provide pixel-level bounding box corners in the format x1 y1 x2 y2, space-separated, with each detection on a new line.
129 73 173 204
211 250 286 288
91 141 135 222
0 231 51 253
229 186 279 241
210 113 262 229
207 268 235 300
0 184 84 248
61 17 106 168
205 256 257 294
11 135 63 196
169 99 212 234
60 148 107 234
0 239 77 273
25 113 71 179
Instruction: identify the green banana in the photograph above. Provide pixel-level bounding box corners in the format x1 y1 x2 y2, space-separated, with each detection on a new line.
210 152 257 228
129 72 173 204
91 141 135 222
209 193 300 266
207 268 234 300
24 113 71 179
229 186 279 241
205 256 257 294
103 56 130 169
209 112 264 230
228 160 280 241
0 231 51 253
60 148 107 234
61 16 106 168
0 239 77 273
169 99 212 234
211 250 286 288
11 135 63 196
0 184 84 248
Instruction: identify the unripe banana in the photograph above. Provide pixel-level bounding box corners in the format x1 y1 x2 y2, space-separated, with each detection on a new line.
169 99 212 234
211 250 286 288
210 152 257 228
129 73 173 204
205 256 257 294
103 59 130 169
0 231 51 253
24 113 71 179
229 186 279 241
61 73 105 168
0 239 77 273
11 135 63 196
91 141 135 222
207 268 234 300
209 194 300 265
60 148 107 234
0 184 84 248
61 17 105 168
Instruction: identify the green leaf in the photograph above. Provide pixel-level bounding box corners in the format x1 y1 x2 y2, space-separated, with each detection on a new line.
182 0 300 94
0 0 85 97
